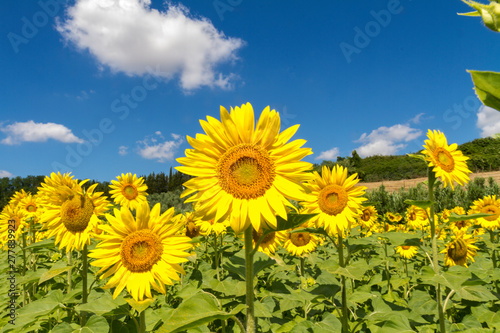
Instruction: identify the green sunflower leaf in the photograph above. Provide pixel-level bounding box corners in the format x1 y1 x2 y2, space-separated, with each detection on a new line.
468 70 500 112
404 199 433 210
75 315 110 333
156 292 246 333
448 212 495 222
275 213 317 231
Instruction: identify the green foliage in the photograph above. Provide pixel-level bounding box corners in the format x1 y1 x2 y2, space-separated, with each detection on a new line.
366 176 500 215
313 136 500 182
147 189 192 214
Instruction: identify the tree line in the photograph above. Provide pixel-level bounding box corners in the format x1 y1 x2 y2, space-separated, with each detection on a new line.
0 167 191 210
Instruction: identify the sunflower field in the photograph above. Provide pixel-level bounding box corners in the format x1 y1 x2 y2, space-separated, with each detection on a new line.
0 100 500 333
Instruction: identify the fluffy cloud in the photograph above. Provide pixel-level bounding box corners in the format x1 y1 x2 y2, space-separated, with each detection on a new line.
477 106 500 137
315 147 340 161
0 120 84 145
137 132 183 162
57 0 244 90
118 145 128 155
355 124 422 157
0 170 13 178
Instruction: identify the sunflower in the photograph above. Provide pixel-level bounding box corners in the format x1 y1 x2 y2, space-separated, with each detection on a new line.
284 221 319 256
357 206 378 229
0 204 27 246
109 173 148 210
180 212 201 239
301 165 366 236
8 189 28 206
39 173 110 251
469 195 500 230
386 212 402 223
405 205 428 230
442 206 471 233
422 130 471 189
89 202 193 301
251 227 287 256
176 103 313 234
19 194 40 219
395 245 418 259
441 231 478 267
197 218 229 237
37 172 81 206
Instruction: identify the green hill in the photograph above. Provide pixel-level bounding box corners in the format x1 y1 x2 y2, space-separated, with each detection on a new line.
313 136 500 182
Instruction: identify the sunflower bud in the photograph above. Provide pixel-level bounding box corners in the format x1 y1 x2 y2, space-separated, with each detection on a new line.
460 0 500 33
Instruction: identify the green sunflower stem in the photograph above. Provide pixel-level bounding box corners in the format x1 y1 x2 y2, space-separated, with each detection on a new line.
67 251 72 293
489 231 500 294
80 244 88 327
427 168 445 333
214 233 220 281
244 227 256 333
337 233 349 333
300 257 305 277
139 310 146 333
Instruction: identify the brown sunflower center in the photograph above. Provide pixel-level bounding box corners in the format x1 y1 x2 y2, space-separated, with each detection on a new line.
252 228 275 246
290 232 311 247
26 203 37 212
434 147 455 173
481 205 500 221
318 184 348 216
455 221 466 229
60 195 94 233
447 239 468 263
122 184 138 200
120 229 163 273
217 144 275 200
186 221 200 238
401 246 411 250
361 209 371 221
409 212 417 221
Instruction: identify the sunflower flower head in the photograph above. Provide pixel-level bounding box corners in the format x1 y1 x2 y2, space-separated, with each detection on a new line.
39 173 110 251
109 173 148 210
176 103 313 234
422 130 471 189
469 195 500 230
89 202 193 301
357 206 378 229
251 227 287 256
301 166 366 236
441 231 478 267
395 245 418 259
284 220 319 256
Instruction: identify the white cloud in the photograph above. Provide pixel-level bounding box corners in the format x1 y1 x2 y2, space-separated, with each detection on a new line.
355 124 422 157
0 120 84 145
118 145 128 155
137 132 183 162
0 170 13 178
57 0 244 90
315 147 339 161
477 105 500 137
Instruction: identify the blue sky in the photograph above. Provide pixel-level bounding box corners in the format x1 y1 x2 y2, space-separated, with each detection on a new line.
2 0 500 182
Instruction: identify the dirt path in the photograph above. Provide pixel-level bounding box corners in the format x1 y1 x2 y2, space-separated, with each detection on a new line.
360 170 500 192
